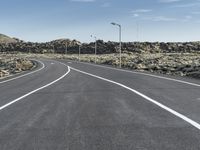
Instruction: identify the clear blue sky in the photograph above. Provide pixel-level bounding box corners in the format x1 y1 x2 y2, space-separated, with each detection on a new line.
0 0 200 42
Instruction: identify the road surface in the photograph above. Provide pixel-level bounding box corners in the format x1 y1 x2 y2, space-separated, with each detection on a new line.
0 59 200 150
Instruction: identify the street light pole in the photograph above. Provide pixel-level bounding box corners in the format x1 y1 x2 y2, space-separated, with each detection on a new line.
52 45 55 54
111 22 122 68
66 43 68 54
119 25 122 68
91 35 97 64
78 44 81 62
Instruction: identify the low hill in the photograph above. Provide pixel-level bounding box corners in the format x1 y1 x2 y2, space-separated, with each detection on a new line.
0 34 18 43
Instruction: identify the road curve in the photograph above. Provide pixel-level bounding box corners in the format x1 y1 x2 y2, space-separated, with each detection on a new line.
0 59 200 150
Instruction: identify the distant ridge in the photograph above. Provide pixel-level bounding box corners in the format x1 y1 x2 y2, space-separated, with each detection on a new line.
0 34 18 43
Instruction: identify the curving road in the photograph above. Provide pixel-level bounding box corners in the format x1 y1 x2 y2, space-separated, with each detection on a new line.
0 59 200 150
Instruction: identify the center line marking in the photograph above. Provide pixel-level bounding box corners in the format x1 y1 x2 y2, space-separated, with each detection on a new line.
71 66 200 130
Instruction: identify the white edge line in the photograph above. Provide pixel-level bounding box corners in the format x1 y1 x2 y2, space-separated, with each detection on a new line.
75 61 200 87
0 60 45 84
71 67 200 130
0 66 70 111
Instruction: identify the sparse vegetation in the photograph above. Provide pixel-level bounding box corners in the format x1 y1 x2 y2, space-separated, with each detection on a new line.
0 33 200 79
0 54 34 78
57 53 200 78
8 52 200 79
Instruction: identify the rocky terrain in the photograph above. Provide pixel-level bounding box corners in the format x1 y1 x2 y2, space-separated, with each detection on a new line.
0 34 19 44
13 53 200 79
0 33 200 79
0 35 81 54
61 53 200 78
1 34 200 54
0 54 34 78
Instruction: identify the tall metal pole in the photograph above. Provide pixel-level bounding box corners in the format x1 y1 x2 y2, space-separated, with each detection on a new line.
95 37 97 64
91 35 97 64
66 43 68 54
79 45 81 62
119 25 122 68
111 22 122 68
52 45 55 54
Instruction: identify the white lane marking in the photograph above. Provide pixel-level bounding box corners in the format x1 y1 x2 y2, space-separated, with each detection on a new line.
0 60 45 84
51 63 55 65
75 61 200 87
71 67 200 130
68 62 72 64
0 66 70 111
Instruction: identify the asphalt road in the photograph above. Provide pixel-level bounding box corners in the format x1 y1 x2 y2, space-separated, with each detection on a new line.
0 59 200 150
